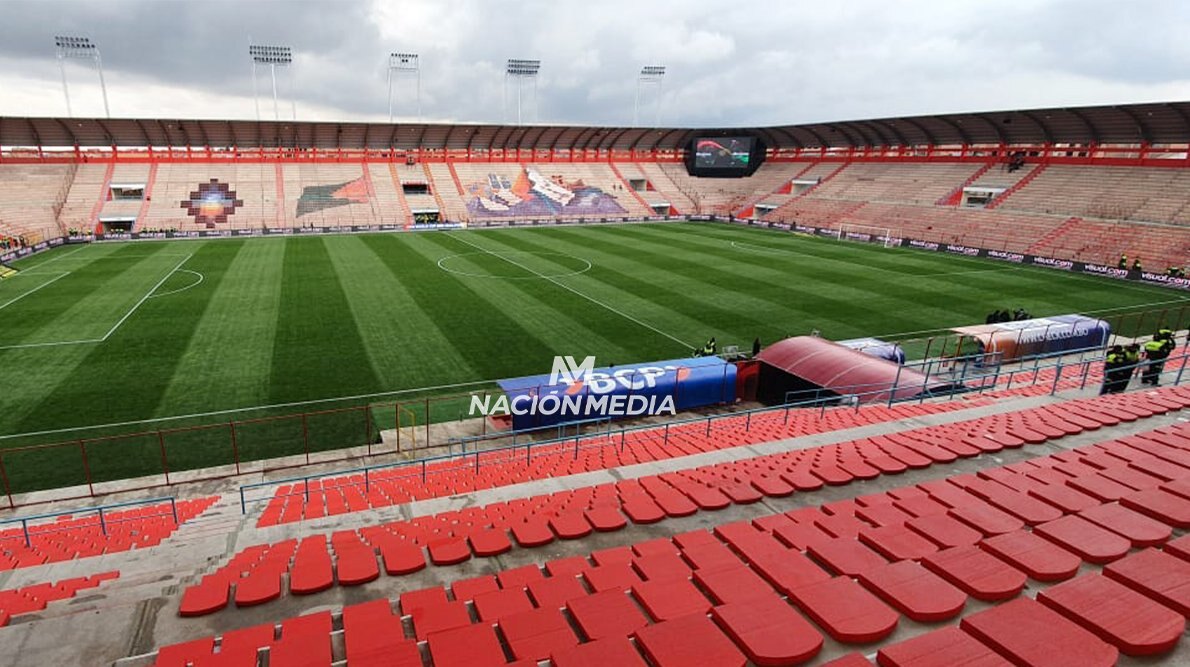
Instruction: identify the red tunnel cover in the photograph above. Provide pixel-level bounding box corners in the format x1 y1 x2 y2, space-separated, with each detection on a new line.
756 336 957 403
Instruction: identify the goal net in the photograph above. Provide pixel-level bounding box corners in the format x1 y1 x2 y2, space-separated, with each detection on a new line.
836 223 902 249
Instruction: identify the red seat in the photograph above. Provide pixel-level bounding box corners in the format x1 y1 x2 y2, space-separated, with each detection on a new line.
526 575 588 608
512 519 556 547
549 512 593 539
567 588 650 640
808 538 888 576
427 536 471 565
335 545 379 586
289 537 334 595
178 578 229 617
342 599 421 667
552 637 648 667
427 622 507 667
584 507 627 531
468 527 512 557
694 565 780 605
634 613 747 667
978 530 1081 581
905 513 982 548
631 578 712 622
711 595 824 666
411 600 470 640
858 526 938 561
922 545 1026 601
378 540 425 575
1078 502 1171 547
583 563 642 592
234 569 283 607
788 576 899 644
876 626 1009 667
1104 547 1190 615
1033 515 1130 563
499 607 579 662
473 587 534 622
1120 488 1190 527
856 560 967 622
1038 573 1185 656
960 597 1118 667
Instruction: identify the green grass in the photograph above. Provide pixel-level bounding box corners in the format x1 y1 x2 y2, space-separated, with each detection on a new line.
0 222 1186 493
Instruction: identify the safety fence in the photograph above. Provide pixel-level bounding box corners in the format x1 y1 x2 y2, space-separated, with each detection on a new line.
0 312 1184 511
236 348 1190 515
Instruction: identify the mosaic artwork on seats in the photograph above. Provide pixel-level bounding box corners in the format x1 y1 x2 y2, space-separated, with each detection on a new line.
464 167 626 218
297 177 370 218
180 179 243 228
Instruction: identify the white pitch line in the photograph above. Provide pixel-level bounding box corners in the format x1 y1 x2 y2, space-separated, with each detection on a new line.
99 253 194 341
448 232 693 348
0 377 503 441
0 253 193 352
0 272 70 312
147 269 205 299
16 245 88 269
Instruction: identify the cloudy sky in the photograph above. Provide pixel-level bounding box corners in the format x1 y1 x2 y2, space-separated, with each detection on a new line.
1 0 1188 128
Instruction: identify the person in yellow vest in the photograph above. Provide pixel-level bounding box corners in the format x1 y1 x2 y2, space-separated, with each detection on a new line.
1101 345 1127 395
1141 329 1176 386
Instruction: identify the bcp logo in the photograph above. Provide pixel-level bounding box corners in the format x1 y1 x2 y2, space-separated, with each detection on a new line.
547 356 691 395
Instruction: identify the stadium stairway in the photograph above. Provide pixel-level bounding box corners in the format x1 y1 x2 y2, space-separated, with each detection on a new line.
125 400 1190 667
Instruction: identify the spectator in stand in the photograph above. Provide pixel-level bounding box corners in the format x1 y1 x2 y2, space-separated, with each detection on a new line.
1141 329 1176 386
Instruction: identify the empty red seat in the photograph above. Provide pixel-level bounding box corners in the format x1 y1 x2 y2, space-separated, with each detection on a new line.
634 613 747 667
788 576 899 644
379 540 425 575
527 575 588 608
1033 515 1130 563
178 578 229 617
552 637 647 667
960 597 1118 667
1104 547 1190 615
711 594 824 666
567 588 650 640
808 538 888 576
1038 573 1185 656
500 607 579 662
856 560 967 622
978 530 1081 582
922 545 1026 601
427 622 507 667
473 587 534 622
631 578 712 622
468 527 512 557
1078 502 1171 547
427 537 471 565
342 599 421 667
876 626 1010 667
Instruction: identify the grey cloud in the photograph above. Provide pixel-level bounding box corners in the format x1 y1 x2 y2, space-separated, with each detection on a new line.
0 0 1188 126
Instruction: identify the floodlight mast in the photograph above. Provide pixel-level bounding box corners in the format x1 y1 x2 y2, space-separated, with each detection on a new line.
504 59 541 125
634 65 666 126
249 44 294 121
387 52 421 122
53 35 110 118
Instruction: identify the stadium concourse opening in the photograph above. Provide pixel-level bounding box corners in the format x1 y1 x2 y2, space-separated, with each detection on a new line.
1 100 1190 667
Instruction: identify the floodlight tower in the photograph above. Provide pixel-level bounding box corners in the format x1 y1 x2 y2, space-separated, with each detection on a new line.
504 59 541 125
387 52 421 122
53 34 110 118
249 44 294 121
634 65 666 127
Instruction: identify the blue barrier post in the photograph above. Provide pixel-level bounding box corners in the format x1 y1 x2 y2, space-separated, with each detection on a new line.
98 507 107 536
239 487 246 515
21 518 30 547
170 498 178 524
1051 359 1063 395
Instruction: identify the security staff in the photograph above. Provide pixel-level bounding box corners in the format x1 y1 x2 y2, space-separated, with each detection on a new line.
699 337 717 357
1142 329 1176 386
1101 345 1126 395
1132 258 1143 272
1118 254 1128 270
1118 343 1142 392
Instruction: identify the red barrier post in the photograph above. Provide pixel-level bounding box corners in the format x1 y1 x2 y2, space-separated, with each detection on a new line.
0 453 14 510
301 413 310 465
229 421 241 475
157 430 171 486
79 440 94 497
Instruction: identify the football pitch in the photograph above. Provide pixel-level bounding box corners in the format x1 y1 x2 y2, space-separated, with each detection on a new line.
1 222 1185 492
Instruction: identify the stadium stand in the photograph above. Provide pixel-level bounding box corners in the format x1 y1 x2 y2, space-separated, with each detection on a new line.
148 392 1190 666
0 164 72 242
0 571 119 627
654 162 801 216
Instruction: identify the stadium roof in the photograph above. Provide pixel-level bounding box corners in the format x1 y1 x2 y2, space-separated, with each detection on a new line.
2 101 1189 150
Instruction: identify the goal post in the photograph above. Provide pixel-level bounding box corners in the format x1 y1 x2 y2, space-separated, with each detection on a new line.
837 223 902 248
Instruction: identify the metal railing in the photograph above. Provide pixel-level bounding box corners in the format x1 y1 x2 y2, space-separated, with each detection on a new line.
0 496 179 547
237 346 1189 514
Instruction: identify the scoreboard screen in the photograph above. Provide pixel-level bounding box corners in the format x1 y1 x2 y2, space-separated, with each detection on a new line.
685 135 764 178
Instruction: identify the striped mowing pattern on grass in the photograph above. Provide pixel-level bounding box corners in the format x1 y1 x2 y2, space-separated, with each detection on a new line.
0 222 1183 491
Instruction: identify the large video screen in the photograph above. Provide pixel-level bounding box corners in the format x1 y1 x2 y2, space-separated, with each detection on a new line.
694 137 755 169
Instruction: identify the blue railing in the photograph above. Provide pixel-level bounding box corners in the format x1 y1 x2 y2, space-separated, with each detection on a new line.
0 496 179 547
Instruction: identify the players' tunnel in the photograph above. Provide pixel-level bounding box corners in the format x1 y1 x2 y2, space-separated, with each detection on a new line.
755 336 963 406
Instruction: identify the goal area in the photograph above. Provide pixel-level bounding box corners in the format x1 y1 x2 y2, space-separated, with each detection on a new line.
835 223 902 248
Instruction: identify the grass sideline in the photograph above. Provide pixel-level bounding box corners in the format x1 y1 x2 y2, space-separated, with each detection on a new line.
0 222 1184 493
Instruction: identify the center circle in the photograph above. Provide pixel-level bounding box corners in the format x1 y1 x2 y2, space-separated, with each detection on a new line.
436 251 593 279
